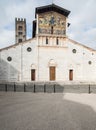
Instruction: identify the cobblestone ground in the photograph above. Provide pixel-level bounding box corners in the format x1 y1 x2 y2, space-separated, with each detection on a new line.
0 92 96 130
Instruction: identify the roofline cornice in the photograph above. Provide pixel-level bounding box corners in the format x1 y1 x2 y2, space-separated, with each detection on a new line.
35 4 70 18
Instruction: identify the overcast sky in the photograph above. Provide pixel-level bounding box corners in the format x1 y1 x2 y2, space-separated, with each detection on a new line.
0 0 96 49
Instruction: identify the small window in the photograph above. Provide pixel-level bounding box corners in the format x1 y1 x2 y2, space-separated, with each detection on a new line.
18 26 22 30
7 57 12 62
27 47 32 52
56 38 59 45
18 32 23 35
88 61 92 65
18 39 22 43
46 38 48 44
72 49 76 53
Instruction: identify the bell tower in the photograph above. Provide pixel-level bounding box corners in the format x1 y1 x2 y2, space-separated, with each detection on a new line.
15 18 26 44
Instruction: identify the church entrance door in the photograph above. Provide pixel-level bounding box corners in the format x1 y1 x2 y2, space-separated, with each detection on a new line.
50 67 55 81
31 69 35 81
69 70 73 80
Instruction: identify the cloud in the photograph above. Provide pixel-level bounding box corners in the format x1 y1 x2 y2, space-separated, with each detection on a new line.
67 0 96 48
0 0 96 49
0 29 15 48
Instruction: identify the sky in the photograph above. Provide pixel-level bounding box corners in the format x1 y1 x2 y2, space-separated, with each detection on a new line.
0 0 96 49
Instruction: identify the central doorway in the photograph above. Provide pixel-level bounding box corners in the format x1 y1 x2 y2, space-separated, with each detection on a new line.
50 67 55 81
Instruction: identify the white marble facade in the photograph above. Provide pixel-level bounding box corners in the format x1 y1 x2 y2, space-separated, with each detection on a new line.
0 4 96 82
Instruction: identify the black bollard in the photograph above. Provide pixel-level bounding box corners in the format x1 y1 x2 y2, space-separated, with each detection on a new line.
24 84 26 92
34 84 36 93
54 84 55 93
89 85 91 94
14 83 16 92
44 84 46 93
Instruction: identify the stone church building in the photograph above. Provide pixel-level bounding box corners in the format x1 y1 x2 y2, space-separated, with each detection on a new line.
0 4 96 82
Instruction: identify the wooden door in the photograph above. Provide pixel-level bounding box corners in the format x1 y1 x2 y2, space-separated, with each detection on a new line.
69 70 73 81
50 67 55 81
31 69 35 81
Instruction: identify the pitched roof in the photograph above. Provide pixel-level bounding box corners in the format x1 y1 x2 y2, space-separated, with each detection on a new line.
0 37 95 53
68 38 96 52
35 4 70 17
0 38 36 52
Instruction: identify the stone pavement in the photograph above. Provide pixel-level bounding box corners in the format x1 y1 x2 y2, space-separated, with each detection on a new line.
0 92 96 130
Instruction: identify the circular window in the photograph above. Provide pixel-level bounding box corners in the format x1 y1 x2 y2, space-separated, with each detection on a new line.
27 47 32 52
72 49 77 53
7 56 12 62
88 61 92 65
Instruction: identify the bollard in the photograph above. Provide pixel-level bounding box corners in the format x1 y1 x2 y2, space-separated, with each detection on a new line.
5 84 7 92
14 83 16 92
24 84 26 92
89 84 91 94
34 84 36 93
54 84 55 93
44 84 46 93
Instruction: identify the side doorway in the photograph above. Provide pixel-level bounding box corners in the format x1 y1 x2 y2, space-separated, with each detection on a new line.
69 70 73 81
31 69 35 81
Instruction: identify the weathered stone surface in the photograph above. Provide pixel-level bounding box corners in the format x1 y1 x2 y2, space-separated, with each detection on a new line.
25 83 34 92
0 93 96 130
90 85 96 93
0 84 5 91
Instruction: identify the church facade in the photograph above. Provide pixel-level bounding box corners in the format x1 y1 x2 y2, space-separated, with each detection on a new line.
0 4 96 82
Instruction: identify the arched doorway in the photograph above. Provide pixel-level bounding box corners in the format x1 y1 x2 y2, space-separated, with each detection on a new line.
50 66 56 81
31 69 35 81
31 64 37 81
69 69 73 81
48 59 57 81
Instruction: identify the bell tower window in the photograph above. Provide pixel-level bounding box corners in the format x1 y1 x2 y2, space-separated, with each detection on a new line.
18 26 23 30
18 39 22 43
